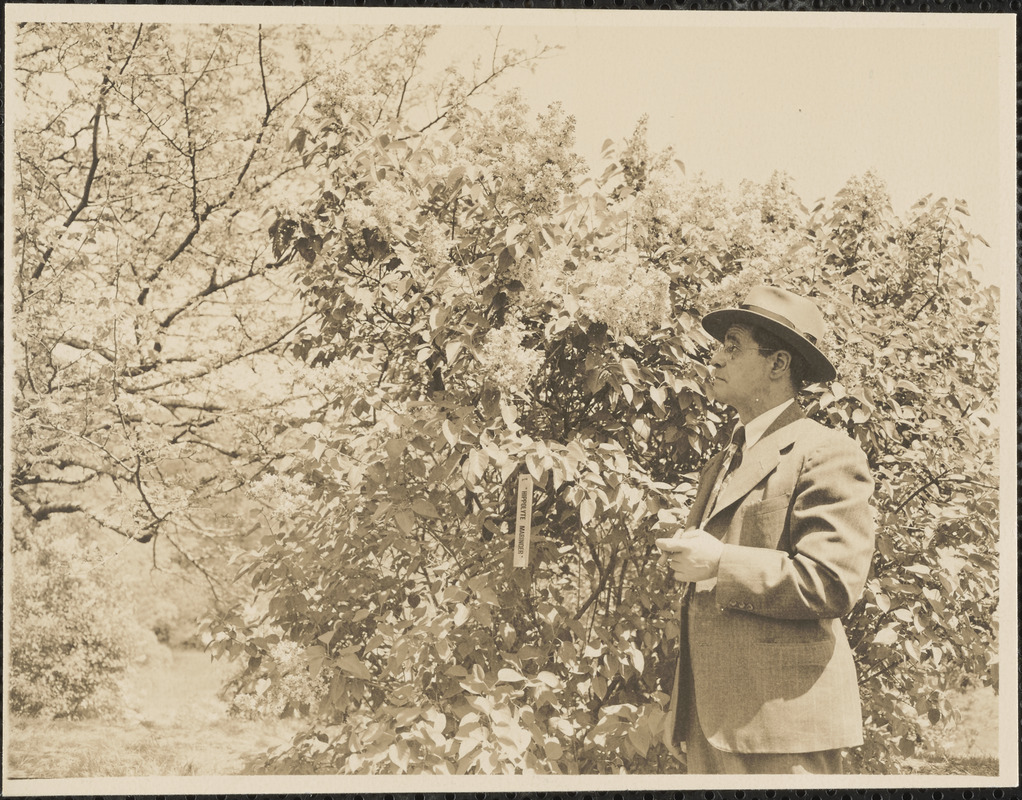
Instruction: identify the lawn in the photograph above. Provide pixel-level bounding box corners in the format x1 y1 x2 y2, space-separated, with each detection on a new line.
5 647 303 779
4 647 1002 778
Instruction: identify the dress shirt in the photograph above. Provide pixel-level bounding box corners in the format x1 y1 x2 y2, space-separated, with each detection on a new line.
738 398 796 451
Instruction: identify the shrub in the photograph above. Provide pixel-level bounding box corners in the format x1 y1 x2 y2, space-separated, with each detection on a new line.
211 104 998 774
9 526 150 718
219 632 330 720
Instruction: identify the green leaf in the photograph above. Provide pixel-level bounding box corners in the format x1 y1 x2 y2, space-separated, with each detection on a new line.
526 454 544 483
500 401 519 427
497 668 526 683
412 498 439 518
395 511 415 535
336 654 372 680
467 448 488 482
620 358 641 384
445 340 463 363
627 723 651 758
442 419 460 446
580 498 596 526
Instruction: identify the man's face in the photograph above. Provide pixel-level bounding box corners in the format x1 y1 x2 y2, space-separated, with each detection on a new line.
707 325 774 416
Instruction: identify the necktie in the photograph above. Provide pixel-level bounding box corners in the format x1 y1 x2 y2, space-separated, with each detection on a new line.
700 426 745 525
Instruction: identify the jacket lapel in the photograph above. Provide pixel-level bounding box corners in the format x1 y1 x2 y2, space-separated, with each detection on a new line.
686 448 730 528
706 403 805 523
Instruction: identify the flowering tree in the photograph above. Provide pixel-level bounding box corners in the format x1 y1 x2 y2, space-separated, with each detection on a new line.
9 20 550 714
11 22 322 591
207 88 998 774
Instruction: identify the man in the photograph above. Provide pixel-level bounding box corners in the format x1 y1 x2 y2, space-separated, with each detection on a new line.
656 285 875 774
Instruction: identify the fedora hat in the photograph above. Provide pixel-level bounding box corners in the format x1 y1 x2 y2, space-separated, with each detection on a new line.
701 285 837 384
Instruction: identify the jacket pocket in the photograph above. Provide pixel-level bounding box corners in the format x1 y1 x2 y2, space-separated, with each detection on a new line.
753 636 834 668
750 639 836 705
739 493 791 549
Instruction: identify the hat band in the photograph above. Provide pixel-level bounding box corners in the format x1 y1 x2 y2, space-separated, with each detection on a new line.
740 304 818 346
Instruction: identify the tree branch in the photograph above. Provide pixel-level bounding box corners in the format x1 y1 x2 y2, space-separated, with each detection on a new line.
30 25 144 281
891 467 952 515
412 38 559 138
164 532 222 603
58 334 116 362
28 502 85 522
158 253 291 329
910 205 952 322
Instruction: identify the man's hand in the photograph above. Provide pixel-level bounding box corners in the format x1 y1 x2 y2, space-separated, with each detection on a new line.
655 529 724 583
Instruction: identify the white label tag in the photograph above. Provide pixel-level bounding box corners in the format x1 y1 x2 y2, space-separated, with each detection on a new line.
513 474 533 568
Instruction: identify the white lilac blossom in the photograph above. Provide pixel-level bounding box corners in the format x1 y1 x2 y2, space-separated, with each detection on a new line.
571 253 671 339
477 315 544 397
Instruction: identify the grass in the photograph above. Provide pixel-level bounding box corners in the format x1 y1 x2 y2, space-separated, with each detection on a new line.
7 710 303 778
904 686 1001 777
4 649 1004 778
5 648 303 779
907 753 1000 777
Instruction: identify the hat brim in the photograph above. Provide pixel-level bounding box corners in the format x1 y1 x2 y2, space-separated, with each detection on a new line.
702 308 837 385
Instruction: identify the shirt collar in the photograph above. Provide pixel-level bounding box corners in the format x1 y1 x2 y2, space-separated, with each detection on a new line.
734 398 796 450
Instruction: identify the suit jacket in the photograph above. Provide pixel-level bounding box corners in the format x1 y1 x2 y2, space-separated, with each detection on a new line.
667 402 875 754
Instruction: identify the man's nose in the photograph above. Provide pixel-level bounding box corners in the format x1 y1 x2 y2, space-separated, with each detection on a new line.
709 348 725 368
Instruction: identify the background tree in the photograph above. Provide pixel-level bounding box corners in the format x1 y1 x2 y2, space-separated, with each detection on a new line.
12 22 317 589
10 20 551 713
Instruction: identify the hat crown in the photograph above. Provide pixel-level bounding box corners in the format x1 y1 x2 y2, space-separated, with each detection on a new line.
739 285 826 344
700 283 837 384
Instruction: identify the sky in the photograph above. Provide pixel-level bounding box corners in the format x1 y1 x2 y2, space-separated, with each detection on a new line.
425 15 1012 284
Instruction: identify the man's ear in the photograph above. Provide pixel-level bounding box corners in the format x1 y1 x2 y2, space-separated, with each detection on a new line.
770 349 792 379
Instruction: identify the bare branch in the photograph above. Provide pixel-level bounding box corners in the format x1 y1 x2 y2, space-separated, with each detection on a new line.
16 472 99 488
23 415 137 476
30 25 144 282
158 253 292 328
393 29 430 122
30 96 102 280
28 502 85 522
258 26 272 119
179 434 241 460
164 533 222 603
122 309 315 396
413 39 560 138
58 334 116 362
152 39 310 281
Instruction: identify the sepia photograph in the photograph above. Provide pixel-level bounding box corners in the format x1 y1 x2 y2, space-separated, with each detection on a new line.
3 4 1016 795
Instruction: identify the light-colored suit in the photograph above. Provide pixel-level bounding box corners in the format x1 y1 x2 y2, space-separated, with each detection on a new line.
668 403 875 754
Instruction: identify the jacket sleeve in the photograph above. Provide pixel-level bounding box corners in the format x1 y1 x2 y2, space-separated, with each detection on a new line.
713 430 875 620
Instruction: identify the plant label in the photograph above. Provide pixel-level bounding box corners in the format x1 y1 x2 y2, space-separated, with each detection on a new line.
514 474 533 568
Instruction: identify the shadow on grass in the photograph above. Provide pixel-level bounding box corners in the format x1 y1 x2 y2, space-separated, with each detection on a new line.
905 752 1000 777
